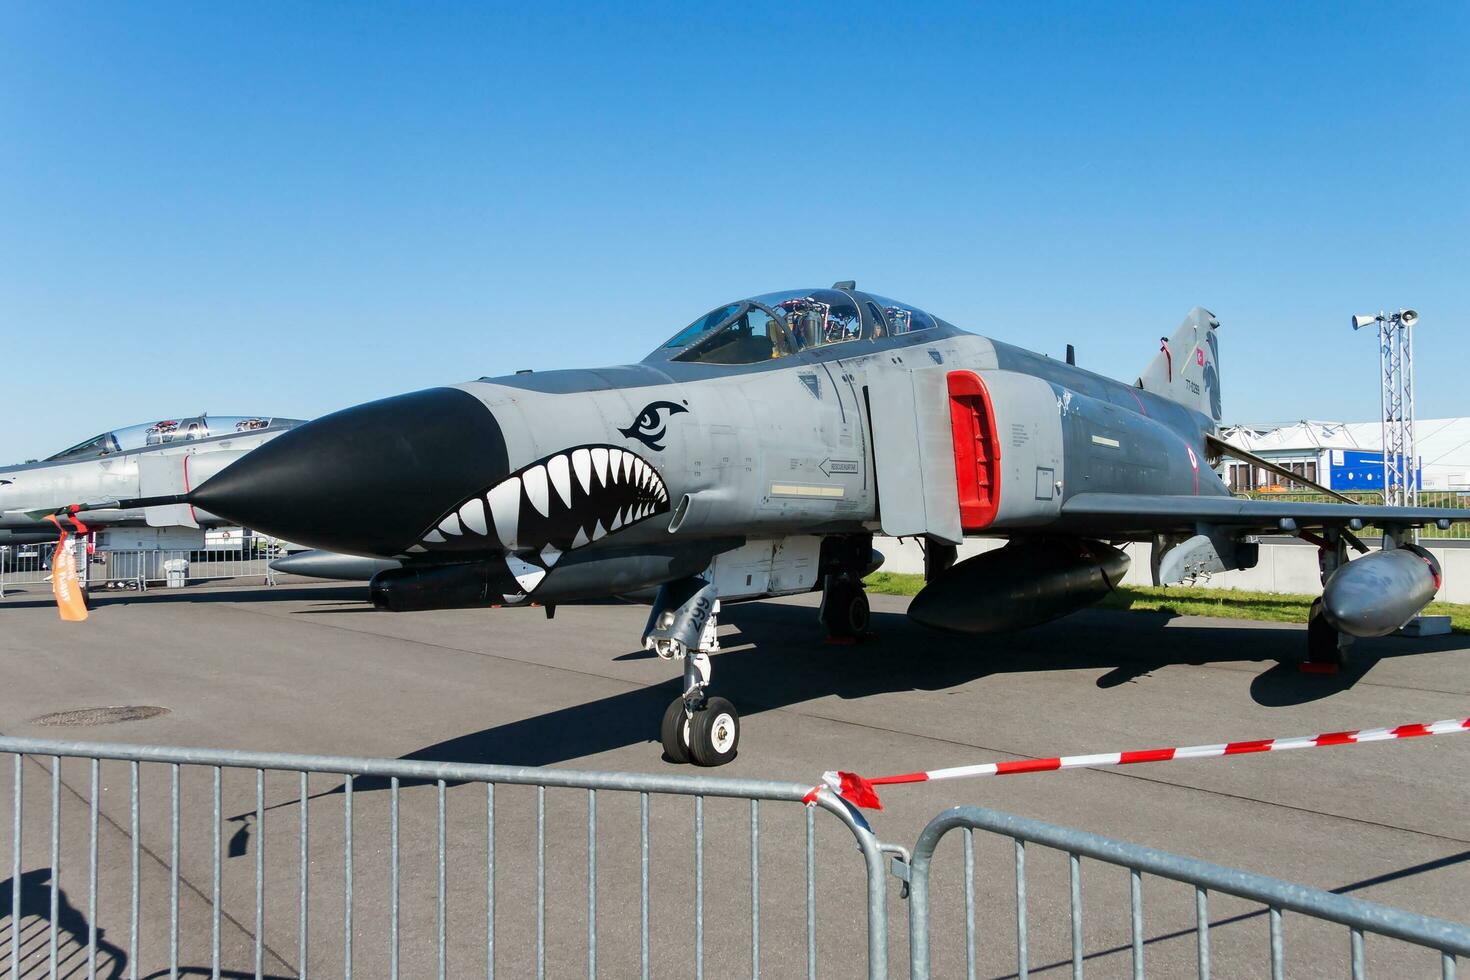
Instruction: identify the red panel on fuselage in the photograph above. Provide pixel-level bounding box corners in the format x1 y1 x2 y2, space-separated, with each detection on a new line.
948 371 1001 530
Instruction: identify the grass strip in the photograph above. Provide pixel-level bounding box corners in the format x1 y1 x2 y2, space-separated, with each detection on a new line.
862 572 1470 633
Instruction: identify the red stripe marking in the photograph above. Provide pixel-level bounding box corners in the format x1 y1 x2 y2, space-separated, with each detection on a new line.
1120 748 1176 764
184 455 197 524
995 758 1063 775
1224 739 1275 755
870 772 930 786
1314 731 1356 746
1391 724 1432 739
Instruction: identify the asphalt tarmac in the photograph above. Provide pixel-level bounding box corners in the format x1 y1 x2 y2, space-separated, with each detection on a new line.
1 580 1467 978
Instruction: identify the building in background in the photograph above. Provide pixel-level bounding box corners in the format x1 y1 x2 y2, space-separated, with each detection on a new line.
1219 419 1470 494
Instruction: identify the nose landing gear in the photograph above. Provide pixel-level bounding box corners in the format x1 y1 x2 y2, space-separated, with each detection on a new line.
658 642 741 766
645 537 877 765
647 579 740 766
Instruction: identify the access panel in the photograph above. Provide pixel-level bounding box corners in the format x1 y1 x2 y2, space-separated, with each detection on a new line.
866 368 963 543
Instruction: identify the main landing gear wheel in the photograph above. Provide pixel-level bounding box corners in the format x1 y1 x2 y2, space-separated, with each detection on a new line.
1305 597 1344 670
660 697 691 764
688 696 740 767
821 575 871 639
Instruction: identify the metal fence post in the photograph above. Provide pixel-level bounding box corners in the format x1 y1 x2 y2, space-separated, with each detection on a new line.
809 790 889 980
10 754 21 980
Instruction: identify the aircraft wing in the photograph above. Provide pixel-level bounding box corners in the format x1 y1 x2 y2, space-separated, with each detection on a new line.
1057 492 1469 537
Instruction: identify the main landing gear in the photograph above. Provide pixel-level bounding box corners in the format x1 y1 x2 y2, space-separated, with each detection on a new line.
1305 597 1344 671
646 578 740 766
1304 528 1352 672
819 573 871 640
817 533 880 643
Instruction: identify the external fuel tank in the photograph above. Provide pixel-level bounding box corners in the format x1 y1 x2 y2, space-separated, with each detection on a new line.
908 539 1130 635
1322 544 1440 638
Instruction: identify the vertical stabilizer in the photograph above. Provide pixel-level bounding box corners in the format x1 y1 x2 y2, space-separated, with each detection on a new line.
1137 307 1221 424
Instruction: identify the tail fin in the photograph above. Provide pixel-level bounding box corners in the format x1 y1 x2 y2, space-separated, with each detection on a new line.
1136 307 1221 424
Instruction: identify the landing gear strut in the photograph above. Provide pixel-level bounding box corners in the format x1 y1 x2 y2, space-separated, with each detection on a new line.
646 579 740 766
1304 529 1352 672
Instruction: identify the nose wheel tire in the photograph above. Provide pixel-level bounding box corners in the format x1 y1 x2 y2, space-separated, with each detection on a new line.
688 697 740 767
660 696 691 764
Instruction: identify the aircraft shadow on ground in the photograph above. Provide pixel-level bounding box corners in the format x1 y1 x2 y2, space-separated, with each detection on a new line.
0 584 369 611
0 584 637 614
378 600 1463 775
221 599 1465 850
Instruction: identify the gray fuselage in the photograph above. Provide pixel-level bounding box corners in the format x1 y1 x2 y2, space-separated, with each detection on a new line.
186 309 1223 606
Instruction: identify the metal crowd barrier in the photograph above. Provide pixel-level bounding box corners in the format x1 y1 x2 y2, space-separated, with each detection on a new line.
6 738 1469 979
0 538 86 598
0 736 889 980
905 805 1470 979
94 543 282 591
0 540 281 596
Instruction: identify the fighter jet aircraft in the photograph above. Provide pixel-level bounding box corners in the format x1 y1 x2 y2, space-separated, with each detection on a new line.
0 414 302 546
108 285 1465 766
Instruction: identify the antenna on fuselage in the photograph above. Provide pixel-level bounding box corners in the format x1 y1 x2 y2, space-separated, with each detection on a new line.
1065 344 1076 366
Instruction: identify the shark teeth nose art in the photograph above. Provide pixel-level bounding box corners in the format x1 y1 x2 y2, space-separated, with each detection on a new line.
408 444 672 594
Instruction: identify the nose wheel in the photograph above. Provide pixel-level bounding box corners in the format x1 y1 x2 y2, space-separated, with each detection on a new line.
660 697 692 763
663 695 740 766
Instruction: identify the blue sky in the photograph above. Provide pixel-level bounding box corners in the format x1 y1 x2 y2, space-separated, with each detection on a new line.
2 2 1466 463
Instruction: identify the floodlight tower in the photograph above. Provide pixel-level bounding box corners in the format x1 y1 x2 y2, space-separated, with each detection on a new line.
1351 308 1420 508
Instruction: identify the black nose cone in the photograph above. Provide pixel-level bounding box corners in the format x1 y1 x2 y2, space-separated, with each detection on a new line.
191 387 508 556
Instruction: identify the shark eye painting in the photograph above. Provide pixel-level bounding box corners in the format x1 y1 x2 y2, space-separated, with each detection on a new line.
618 400 688 451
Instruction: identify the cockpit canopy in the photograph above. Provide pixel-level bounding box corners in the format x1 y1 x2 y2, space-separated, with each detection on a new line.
45 415 304 461
655 287 939 365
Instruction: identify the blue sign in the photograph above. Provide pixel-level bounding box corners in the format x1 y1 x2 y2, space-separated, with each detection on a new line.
1328 449 1421 490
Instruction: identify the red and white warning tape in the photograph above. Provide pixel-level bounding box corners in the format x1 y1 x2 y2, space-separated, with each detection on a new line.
805 717 1470 810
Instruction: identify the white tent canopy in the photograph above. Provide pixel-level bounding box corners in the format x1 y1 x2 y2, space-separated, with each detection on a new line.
1220 419 1470 491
